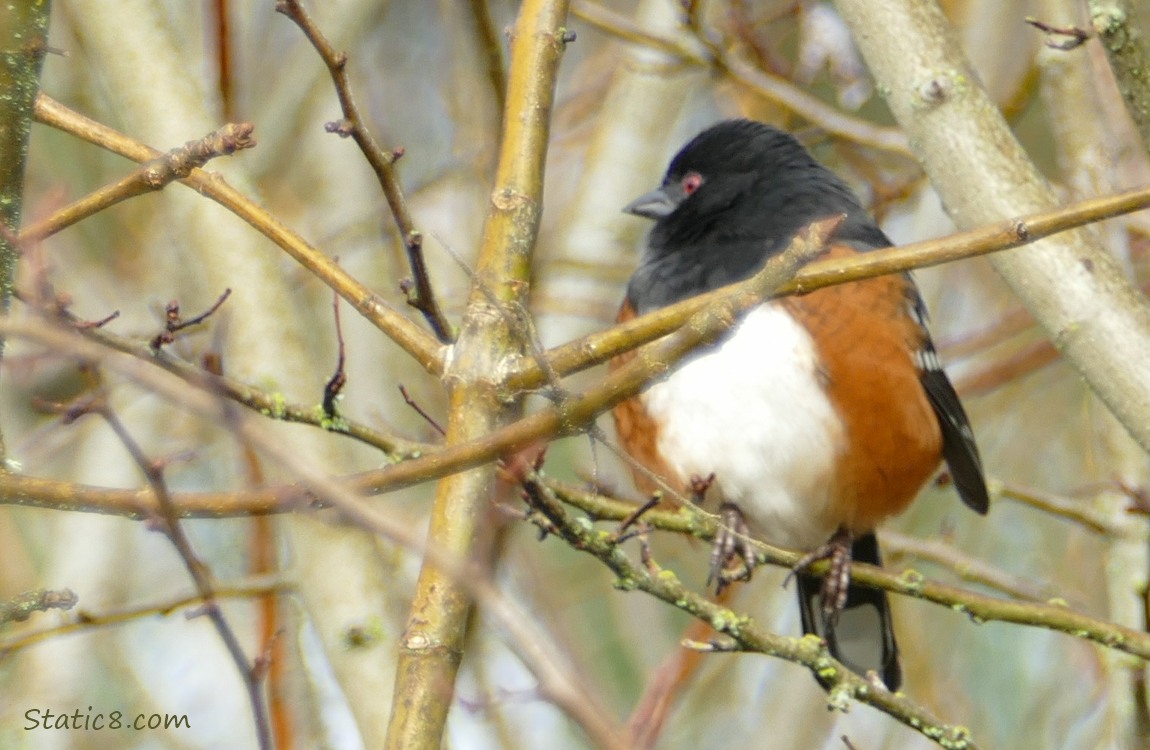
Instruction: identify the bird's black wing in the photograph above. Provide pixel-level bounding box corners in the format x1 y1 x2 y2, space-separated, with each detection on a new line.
916 336 990 515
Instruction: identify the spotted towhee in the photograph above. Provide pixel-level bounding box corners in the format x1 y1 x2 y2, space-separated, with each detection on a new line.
612 119 989 691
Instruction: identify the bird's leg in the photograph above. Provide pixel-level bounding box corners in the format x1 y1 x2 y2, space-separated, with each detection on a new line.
707 501 758 593
788 527 853 627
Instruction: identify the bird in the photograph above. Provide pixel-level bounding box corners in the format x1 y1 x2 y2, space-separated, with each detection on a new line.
611 119 989 691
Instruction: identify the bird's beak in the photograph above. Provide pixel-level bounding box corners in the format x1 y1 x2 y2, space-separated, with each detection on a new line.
623 185 678 219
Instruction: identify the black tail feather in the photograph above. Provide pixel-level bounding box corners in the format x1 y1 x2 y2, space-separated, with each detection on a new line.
796 532 900 690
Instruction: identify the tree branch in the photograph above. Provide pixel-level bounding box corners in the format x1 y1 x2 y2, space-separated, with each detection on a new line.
276 0 455 342
515 182 1150 390
31 93 445 376
19 123 256 243
0 0 52 462
833 0 1150 456
383 2 575 748
1091 0 1150 150
518 468 981 750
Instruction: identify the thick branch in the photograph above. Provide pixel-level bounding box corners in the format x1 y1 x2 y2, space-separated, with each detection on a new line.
834 0 1150 455
1091 0 1150 150
516 182 1150 390
0 0 52 461
383 2 575 748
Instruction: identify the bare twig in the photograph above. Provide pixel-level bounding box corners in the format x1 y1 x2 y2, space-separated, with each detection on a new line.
20 124 256 244
0 577 284 655
399 384 446 437
150 288 232 350
322 292 347 419
32 93 445 375
1026 16 1091 50
0 588 77 625
70 314 426 457
75 396 273 750
996 482 1119 535
517 467 981 749
572 1 911 155
515 181 1150 390
275 0 454 343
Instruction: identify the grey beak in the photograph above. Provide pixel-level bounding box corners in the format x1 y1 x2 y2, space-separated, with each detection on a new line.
623 186 678 219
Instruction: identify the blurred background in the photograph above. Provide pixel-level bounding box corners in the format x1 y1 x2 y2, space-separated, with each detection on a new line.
2 0 1150 748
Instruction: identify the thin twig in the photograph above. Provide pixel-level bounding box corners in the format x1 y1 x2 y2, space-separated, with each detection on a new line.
80 397 273 750
0 588 77 625
1026 16 1091 50
67 313 427 457
996 482 1119 535
322 291 347 419
20 125 256 244
31 93 445 375
0 577 285 656
517 467 981 749
572 1 911 155
275 0 454 342
515 181 1150 390
150 288 233 350
398 384 446 437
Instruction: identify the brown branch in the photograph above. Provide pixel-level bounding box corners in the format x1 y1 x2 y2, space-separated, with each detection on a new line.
572 1 911 155
322 292 347 419
20 124 256 244
61 306 427 457
0 218 831 520
78 398 272 750
30 93 445 375
150 288 233 350
399 384 446 437
515 181 1150 390
1026 16 1091 50
518 468 981 749
0 588 77 625
276 0 454 343
0 577 285 655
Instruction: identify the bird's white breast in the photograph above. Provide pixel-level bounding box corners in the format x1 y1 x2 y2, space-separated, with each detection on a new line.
640 304 845 549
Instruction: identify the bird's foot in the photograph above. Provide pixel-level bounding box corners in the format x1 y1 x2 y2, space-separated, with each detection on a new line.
787 527 853 627
708 501 757 594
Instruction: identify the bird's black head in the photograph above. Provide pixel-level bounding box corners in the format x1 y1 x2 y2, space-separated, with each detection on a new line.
624 119 889 312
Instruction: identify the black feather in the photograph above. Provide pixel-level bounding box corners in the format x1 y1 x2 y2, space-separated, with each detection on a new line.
919 352 990 514
797 533 901 690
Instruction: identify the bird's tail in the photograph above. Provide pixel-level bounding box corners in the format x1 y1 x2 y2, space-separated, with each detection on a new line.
796 532 901 690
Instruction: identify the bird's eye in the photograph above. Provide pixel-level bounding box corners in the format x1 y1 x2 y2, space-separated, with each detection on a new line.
681 171 704 195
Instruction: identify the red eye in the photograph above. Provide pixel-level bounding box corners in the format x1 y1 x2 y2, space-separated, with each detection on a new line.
681 171 704 195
